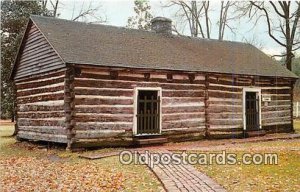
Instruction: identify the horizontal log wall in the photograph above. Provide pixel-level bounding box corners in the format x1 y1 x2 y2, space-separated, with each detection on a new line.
73 67 206 143
15 64 293 146
73 67 293 144
261 80 292 133
207 76 243 137
14 22 65 80
16 70 67 143
207 75 293 137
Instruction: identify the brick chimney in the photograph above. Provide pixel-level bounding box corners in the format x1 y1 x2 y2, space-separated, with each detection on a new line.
151 17 172 35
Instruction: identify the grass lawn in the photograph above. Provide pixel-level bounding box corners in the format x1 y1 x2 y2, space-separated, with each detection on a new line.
0 123 163 191
1 121 300 192
192 139 300 192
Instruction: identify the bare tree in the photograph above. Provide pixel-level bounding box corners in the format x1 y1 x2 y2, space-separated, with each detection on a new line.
71 1 106 23
165 1 237 40
242 1 300 71
218 1 237 40
166 1 206 37
41 0 59 17
242 35 264 50
41 0 106 23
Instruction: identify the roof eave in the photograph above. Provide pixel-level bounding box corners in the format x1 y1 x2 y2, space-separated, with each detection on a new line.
30 15 66 65
69 62 298 79
9 19 32 81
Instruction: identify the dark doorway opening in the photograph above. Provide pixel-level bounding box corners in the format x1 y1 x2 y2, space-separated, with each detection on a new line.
245 92 260 131
136 90 160 135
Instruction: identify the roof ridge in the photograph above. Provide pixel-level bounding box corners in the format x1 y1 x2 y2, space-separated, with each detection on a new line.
30 15 253 47
30 14 155 35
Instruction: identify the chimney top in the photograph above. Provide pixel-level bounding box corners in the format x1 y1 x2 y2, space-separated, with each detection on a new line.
151 17 172 35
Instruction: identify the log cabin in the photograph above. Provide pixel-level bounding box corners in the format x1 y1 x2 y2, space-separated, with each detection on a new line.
11 15 298 149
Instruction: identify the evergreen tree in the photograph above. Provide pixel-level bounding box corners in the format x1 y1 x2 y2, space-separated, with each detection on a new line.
1 1 47 119
127 0 153 30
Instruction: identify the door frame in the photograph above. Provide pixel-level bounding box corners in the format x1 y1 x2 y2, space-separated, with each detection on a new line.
243 88 262 130
133 87 162 135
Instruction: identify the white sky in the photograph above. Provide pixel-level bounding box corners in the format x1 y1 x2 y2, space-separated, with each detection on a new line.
54 0 299 57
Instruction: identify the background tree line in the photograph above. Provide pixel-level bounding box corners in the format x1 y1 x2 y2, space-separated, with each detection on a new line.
1 0 300 119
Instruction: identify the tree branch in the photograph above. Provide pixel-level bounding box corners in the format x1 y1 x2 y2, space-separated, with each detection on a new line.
292 45 300 51
291 2 300 43
203 1 210 38
271 54 287 58
250 1 286 47
269 1 285 18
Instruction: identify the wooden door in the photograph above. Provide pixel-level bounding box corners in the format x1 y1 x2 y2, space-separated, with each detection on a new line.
136 90 160 135
245 92 260 131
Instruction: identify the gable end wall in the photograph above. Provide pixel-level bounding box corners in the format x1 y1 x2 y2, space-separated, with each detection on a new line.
13 21 65 80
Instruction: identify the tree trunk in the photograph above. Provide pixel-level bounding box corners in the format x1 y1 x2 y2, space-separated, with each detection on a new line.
218 1 224 40
285 5 293 71
286 46 293 71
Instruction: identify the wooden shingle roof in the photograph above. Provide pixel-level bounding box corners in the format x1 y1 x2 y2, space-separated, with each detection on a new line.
16 15 298 78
